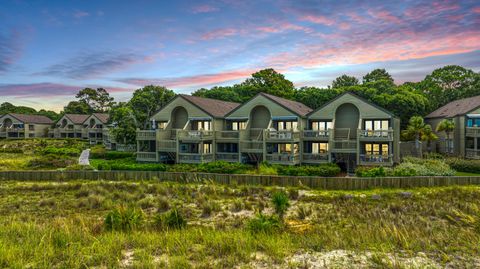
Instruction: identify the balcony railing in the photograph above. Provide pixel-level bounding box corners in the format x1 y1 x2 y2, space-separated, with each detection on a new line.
302 130 330 140
265 130 300 141
359 154 393 165
266 153 300 164
302 153 329 163
177 130 214 140
466 127 480 137
358 129 394 140
215 131 240 140
117 144 136 152
137 130 157 140
240 141 263 152
137 152 157 162
157 140 177 152
178 153 214 163
466 149 480 159
332 140 357 152
216 152 239 162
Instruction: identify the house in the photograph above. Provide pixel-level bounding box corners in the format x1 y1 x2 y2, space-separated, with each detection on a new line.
0 113 53 139
49 114 90 139
82 113 111 145
307 92 400 172
425 95 480 159
136 92 401 171
136 94 240 163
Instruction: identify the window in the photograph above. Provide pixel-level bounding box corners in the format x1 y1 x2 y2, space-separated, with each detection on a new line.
446 139 454 153
28 125 34 131
275 121 298 130
364 143 389 156
193 121 211 130
364 120 389 130
157 121 167 129
203 143 212 154
467 118 480 127
311 121 332 130
231 121 246 130
311 142 328 154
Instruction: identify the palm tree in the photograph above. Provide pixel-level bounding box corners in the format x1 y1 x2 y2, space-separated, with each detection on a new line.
421 124 438 153
436 119 455 154
402 116 438 156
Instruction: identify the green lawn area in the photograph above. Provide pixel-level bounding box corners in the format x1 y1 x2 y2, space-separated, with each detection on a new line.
456 171 480 176
0 180 479 268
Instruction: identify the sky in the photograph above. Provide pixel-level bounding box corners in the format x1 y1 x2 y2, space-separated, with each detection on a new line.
0 0 479 112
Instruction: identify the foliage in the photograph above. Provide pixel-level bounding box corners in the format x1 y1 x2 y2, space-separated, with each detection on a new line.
332 74 359 88
155 208 187 230
294 87 341 109
362 68 394 84
39 146 82 157
277 164 341 177
129 85 176 129
247 214 281 234
90 146 134 159
356 158 455 177
75 87 115 112
93 158 167 171
446 158 480 174
63 101 91 114
355 166 390 177
196 161 251 174
26 155 76 170
104 206 145 232
271 190 290 219
109 102 137 144
0 102 59 120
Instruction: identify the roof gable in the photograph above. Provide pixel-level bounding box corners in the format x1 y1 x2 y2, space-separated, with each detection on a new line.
56 114 89 125
0 113 53 124
84 113 110 124
425 95 480 119
179 95 240 118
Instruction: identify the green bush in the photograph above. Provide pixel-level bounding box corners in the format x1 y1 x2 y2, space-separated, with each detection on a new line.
154 208 187 229
446 158 480 174
271 190 290 219
94 158 167 171
65 164 95 171
197 161 251 174
0 148 23 153
39 146 81 157
247 214 281 234
104 206 145 232
356 157 455 177
26 154 76 170
277 164 340 177
355 166 391 177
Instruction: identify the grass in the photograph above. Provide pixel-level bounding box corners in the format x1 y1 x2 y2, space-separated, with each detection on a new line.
0 180 479 268
456 171 480 176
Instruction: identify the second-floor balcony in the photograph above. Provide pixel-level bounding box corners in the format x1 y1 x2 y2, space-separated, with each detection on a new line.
137 130 157 140
266 152 300 165
359 154 394 165
178 153 214 163
302 130 330 140
358 129 394 141
215 130 240 141
265 130 300 141
466 127 480 137
466 149 480 159
157 140 177 152
177 130 214 141
302 153 329 163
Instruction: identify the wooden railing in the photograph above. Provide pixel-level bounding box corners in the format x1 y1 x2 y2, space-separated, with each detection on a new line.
157 140 177 152
466 149 480 159
137 152 157 162
265 130 300 140
117 144 136 152
177 130 214 140
358 129 394 140
466 127 480 137
216 152 239 161
178 153 214 163
215 131 239 140
240 141 263 152
302 130 330 139
359 154 393 164
302 153 329 162
266 153 300 163
136 130 156 140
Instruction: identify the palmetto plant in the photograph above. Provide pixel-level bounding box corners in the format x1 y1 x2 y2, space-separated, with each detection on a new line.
436 119 455 154
402 116 438 155
271 190 290 220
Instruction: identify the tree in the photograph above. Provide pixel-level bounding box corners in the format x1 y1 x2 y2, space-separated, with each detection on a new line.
421 124 438 152
294 87 341 109
363 69 394 84
76 88 115 112
240 68 296 100
436 119 455 154
109 102 137 144
63 101 91 114
192 86 243 103
402 116 436 155
129 85 176 129
332 75 359 88
0 102 59 120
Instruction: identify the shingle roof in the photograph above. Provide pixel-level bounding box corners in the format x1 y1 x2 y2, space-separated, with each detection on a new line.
180 94 240 117
260 92 313 116
92 113 110 124
7 113 54 124
64 114 90 124
425 95 480 119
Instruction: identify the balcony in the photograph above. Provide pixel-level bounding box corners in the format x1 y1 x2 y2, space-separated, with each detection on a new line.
265 130 300 141
466 149 480 159
117 144 136 152
359 154 394 166
137 130 157 140
239 128 264 140
358 129 394 141
240 141 263 153
177 130 214 141
466 127 480 137
215 131 239 141
137 152 157 162
178 153 214 163
157 140 177 152
331 140 357 153
302 153 329 163
216 152 239 162
302 130 330 140
265 153 300 165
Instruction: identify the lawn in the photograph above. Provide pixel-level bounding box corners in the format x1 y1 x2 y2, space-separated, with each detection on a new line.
456 171 480 176
0 180 479 268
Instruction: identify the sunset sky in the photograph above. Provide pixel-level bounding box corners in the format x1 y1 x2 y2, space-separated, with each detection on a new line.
1 0 479 111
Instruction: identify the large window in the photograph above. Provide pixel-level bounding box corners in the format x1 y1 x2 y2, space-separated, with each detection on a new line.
268 143 299 154
217 143 238 153
364 120 389 130
203 143 212 154
467 118 480 127
311 121 332 130
364 143 389 156
192 121 211 130
156 121 167 130
275 121 298 130
230 121 246 130
311 142 328 154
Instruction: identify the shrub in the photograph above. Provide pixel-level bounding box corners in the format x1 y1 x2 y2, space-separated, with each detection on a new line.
201 201 221 217
356 158 455 177
255 162 278 175
247 214 281 234
26 154 76 170
271 190 290 219
355 166 391 177
94 159 167 171
277 164 340 177
65 164 94 171
104 151 135 160
197 161 251 174
89 145 106 158
154 208 187 229
39 146 82 157
230 199 244 212
157 197 170 212
104 206 145 232
446 158 480 174
296 205 312 220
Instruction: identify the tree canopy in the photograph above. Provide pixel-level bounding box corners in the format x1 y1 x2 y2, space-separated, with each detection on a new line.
332 75 359 88
75 88 115 113
0 102 60 120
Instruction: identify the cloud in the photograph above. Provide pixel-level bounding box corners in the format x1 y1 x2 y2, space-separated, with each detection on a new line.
201 28 238 40
73 10 90 18
0 82 131 98
191 5 219 14
118 69 254 88
299 15 335 25
0 29 22 73
257 21 313 34
35 51 148 79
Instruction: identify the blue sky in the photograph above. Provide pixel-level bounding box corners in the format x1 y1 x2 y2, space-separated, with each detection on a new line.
0 0 479 111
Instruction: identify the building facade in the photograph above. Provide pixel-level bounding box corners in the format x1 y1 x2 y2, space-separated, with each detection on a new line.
425 95 480 159
0 113 53 139
137 92 401 170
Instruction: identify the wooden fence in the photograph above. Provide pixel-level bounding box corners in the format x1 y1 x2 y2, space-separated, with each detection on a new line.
1 170 480 190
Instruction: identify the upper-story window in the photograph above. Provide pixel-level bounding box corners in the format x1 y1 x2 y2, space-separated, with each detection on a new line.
364 120 389 130
311 121 332 130
467 118 480 127
28 125 34 131
157 121 167 129
228 121 246 130
192 121 211 131
275 121 298 130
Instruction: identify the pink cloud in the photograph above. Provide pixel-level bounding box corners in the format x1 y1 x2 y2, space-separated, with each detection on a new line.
367 9 402 24
201 28 238 40
73 10 89 18
299 15 335 26
118 69 255 88
257 22 313 34
191 4 218 14
473 6 480 13
0 82 131 98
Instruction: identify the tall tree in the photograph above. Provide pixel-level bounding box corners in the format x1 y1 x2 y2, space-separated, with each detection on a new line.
129 85 176 129
332 75 359 88
75 88 115 112
363 69 394 84
436 119 455 154
240 68 296 100
109 102 137 144
294 87 341 109
402 116 436 155
192 86 243 103
63 101 91 114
